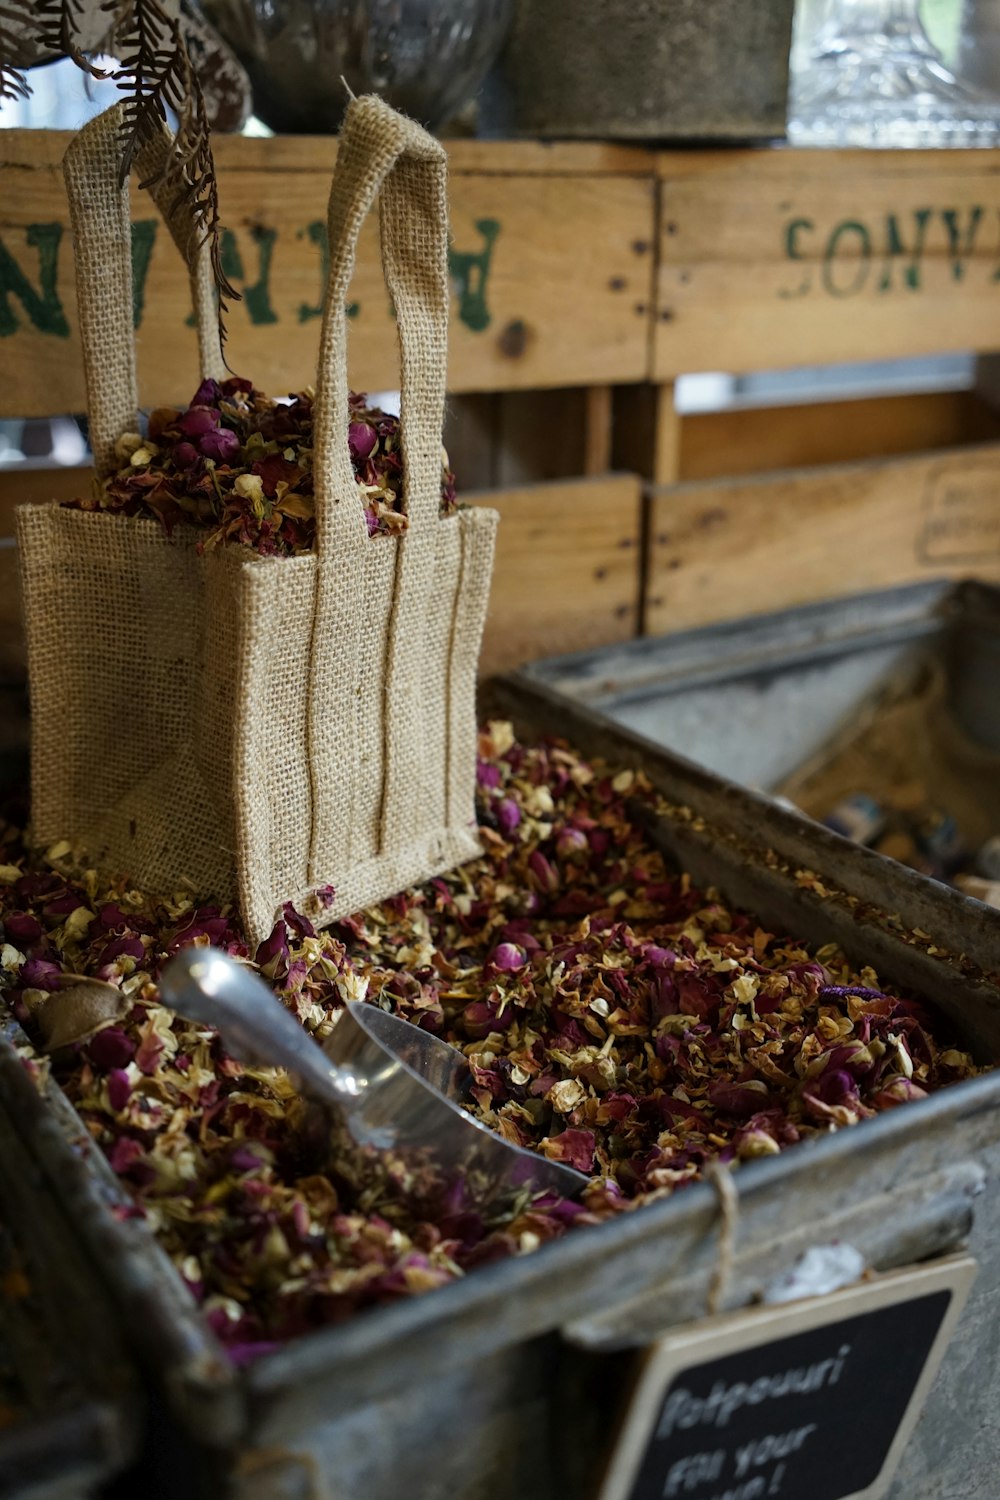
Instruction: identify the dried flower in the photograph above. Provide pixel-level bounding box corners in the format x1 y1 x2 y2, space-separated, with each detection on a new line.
0 726 986 1361
67 381 459 557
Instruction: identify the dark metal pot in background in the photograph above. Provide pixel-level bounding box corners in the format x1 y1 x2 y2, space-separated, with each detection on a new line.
479 0 796 142
198 0 513 133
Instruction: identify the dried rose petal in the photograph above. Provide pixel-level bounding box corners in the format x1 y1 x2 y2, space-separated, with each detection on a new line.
87 1026 136 1071
4 911 42 944
543 1129 596 1173
107 1069 132 1110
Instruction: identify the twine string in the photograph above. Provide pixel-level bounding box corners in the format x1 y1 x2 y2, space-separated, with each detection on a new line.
705 1160 739 1318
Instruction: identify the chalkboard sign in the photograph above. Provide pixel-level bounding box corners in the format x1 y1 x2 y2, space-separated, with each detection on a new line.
598 1255 975 1500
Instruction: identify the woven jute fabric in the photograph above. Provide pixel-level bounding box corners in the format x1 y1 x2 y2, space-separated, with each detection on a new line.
18 97 497 942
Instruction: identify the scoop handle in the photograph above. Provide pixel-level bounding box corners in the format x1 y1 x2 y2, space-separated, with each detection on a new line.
158 946 352 1108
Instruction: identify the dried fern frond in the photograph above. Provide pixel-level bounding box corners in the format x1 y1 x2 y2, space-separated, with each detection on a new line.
110 0 237 351
112 0 188 179
169 65 240 318
0 0 33 102
0 0 239 353
35 0 111 79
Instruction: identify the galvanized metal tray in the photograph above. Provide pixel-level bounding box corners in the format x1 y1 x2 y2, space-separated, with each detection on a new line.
0 1070 140 1500
2 667 1000 1499
521 578 1000 801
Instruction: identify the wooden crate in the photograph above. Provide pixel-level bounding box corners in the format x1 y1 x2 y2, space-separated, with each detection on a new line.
638 143 1000 634
642 390 1000 634
4 133 1000 696
0 133 650 693
0 132 655 412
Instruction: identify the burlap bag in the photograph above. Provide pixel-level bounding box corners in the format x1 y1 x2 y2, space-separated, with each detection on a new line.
17 96 498 942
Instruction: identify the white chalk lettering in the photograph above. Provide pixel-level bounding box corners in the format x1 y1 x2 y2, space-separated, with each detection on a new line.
662 1450 725 1497
708 1480 766 1500
733 1426 817 1479
656 1348 853 1438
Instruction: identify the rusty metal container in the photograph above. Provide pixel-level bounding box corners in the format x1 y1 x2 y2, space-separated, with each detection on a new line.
478 0 796 142
2 641 1000 1498
0 1069 140 1499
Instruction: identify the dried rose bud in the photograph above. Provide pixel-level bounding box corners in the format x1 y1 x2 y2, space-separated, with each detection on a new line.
707 1078 771 1117
496 799 521 837
735 1128 781 1160
19 957 63 989
178 406 221 438
528 850 559 894
872 1077 928 1108
491 942 527 972
191 378 223 407
113 431 145 463
173 441 201 470
477 760 502 790
87 1025 136 1071
348 421 378 462
556 827 588 861
462 1000 514 1039
4 911 42 944
200 427 241 463
547 1077 587 1113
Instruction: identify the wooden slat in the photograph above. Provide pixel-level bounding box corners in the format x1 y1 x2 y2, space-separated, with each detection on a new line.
212 135 657 178
0 132 656 418
655 146 1000 377
0 132 656 177
0 464 91 531
678 390 1000 482
646 442 1000 634
471 474 642 675
583 386 613 476
0 467 643 683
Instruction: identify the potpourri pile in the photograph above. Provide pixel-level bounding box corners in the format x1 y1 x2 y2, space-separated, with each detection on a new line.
64 377 458 555
0 725 983 1361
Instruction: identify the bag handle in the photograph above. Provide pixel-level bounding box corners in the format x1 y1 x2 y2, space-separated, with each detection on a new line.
311 94 449 557
63 106 226 478
306 97 453 881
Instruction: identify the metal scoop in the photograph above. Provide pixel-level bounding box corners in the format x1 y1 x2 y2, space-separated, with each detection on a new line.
159 947 589 1204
